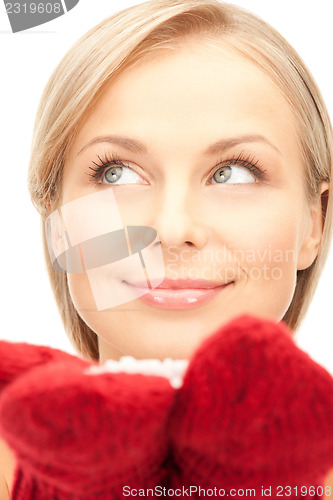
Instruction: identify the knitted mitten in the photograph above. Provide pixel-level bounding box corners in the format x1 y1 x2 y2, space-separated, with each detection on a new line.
169 315 333 498
0 340 80 392
0 360 174 499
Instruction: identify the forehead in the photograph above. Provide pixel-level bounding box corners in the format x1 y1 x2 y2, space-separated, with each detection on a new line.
73 41 298 157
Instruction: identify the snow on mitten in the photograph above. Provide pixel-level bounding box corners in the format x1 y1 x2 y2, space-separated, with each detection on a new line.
0 358 175 499
169 315 333 498
0 340 80 392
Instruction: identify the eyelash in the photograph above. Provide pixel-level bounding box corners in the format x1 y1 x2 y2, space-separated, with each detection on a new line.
88 153 129 182
87 151 267 184
211 152 267 182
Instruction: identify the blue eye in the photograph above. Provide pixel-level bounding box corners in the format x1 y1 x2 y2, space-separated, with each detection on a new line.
88 154 145 185
210 154 266 184
102 166 143 185
103 166 122 183
212 165 256 184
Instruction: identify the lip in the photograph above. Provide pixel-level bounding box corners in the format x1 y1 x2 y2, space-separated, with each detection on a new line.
125 278 233 310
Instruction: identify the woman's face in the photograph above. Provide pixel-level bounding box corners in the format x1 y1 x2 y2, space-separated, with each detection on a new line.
61 41 322 361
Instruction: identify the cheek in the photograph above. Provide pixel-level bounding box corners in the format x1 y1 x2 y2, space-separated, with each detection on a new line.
67 272 122 339
234 217 299 271
211 189 301 259
210 191 301 317
67 273 96 314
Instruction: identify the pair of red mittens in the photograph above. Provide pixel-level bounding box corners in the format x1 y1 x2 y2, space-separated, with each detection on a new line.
0 316 332 499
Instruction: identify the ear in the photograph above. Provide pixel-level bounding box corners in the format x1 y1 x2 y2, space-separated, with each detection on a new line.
297 182 329 270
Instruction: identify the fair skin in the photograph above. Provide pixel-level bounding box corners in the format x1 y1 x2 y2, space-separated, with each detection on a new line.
1 41 331 497
0 438 15 499
62 41 325 361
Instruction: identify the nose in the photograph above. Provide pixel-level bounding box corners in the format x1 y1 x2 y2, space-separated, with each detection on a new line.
153 183 209 250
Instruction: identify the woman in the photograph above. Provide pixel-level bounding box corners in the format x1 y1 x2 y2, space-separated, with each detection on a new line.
1 0 332 496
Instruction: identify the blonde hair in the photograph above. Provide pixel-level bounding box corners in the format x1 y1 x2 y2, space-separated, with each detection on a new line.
28 0 332 360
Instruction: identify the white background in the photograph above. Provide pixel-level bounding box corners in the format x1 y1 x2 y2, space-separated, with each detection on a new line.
0 0 332 371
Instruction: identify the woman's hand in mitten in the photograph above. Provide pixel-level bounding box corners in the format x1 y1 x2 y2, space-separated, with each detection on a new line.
0 358 174 499
0 340 80 392
169 315 333 498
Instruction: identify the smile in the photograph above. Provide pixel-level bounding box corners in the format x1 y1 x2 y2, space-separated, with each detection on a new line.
125 278 234 310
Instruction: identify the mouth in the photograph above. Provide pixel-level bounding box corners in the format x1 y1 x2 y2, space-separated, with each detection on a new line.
124 278 234 310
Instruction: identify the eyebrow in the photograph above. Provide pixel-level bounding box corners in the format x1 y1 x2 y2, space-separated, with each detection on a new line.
76 134 281 156
204 135 281 155
77 135 148 155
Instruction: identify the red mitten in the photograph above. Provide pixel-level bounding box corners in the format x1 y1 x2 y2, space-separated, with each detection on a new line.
0 340 80 392
169 315 333 498
0 359 174 499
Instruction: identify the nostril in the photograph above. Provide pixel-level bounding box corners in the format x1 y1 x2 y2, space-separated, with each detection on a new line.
185 241 193 246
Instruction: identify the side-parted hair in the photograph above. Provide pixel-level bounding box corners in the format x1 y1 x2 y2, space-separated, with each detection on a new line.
28 0 332 360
